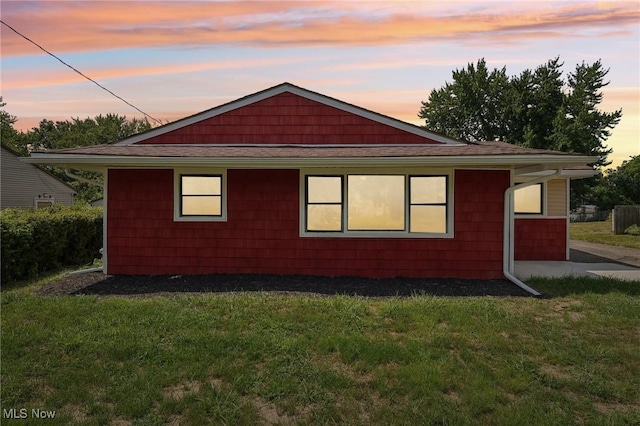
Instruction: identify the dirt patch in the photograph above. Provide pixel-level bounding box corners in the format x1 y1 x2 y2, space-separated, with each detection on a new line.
164 381 201 400
36 272 535 298
540 364 572 381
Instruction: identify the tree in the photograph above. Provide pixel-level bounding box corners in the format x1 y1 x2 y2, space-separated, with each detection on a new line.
590 156 640 211
0 97 28 155
418 58 621 167
4 112 153 202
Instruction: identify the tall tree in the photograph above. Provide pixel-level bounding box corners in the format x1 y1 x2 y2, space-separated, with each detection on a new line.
418 58 621 167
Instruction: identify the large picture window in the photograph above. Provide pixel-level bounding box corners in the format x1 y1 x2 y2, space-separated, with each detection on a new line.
303 171 451 237
174 170 226 221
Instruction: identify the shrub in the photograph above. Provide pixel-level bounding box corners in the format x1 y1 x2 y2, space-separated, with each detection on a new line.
0 205 102 282
624 224 640 236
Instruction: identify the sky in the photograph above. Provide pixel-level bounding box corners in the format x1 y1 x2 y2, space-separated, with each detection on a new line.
1 0 638 169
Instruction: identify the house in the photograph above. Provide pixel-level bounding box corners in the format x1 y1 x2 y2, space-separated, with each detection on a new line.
23 83 597 292
1 144 76 209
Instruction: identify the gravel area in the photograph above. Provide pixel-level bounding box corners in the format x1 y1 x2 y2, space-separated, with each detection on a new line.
36 272 534 298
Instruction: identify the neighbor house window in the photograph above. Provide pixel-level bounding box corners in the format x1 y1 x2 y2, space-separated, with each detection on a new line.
514 183 542 214
303 171 452 237
174 170 226 221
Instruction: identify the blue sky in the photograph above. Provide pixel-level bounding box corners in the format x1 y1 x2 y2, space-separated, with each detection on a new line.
1 1 638 168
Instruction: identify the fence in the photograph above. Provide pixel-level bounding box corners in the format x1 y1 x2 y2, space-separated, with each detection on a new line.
570 210 610 223
612 205 640 234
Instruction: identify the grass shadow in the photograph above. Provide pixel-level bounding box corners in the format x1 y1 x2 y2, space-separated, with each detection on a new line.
528 275 640 297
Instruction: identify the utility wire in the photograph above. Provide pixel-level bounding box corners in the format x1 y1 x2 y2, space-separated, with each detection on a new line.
1 20 163 125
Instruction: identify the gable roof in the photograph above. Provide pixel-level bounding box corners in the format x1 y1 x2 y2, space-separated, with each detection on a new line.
22 83 598 173
115 82 464 146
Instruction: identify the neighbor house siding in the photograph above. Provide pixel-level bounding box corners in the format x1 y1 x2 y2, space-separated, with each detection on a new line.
107 168 509 279
136 93 436 145
1 146 76 209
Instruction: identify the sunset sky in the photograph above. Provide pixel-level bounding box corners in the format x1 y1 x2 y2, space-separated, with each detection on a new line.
1 1 638 168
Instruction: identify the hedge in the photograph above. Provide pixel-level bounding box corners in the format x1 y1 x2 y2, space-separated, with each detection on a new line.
1 205 103 282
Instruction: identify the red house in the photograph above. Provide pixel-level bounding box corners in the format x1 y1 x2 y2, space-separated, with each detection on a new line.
27 83 596 294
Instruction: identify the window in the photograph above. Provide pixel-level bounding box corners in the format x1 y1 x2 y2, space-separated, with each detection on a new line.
348 175 404 231
174 170 226 221
306 176 343 231
514 183 543 214
34 194 54 209
303 171 451 237
410 176 447 233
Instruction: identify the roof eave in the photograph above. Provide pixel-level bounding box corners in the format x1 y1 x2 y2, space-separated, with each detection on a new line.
22 153 599 170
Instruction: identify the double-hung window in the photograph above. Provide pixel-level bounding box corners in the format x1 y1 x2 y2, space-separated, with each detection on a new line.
302 171 452 237
174 170 226 221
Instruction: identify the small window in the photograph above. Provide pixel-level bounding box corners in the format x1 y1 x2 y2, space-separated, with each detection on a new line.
175 171 226 222
306 176 343 231
514 183 543 214
34 195 54 209
180 175 222 216
410 176 447 233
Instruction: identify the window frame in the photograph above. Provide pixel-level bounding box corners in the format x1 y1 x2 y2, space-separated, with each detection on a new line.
174 169 227 222
300 168 454 238
514 182 544 215
305 175 344 232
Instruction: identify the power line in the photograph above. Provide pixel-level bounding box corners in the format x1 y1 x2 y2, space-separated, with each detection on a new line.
1 20 163 125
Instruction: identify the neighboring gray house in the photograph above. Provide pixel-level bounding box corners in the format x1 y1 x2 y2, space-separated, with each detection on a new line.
1 145 76 209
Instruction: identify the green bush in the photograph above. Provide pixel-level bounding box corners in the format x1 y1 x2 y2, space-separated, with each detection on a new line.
1 205 102 282
624 224 640 236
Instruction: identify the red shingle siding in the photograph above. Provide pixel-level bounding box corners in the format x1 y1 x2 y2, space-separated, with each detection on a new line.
107 169 509 278
514 218 567 260
136 93 436 145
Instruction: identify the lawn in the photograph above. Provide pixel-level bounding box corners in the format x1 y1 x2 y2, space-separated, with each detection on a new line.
1 273 639 425
571 219 640 249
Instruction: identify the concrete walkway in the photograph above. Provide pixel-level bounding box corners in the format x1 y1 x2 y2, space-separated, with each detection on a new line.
515 240 640 281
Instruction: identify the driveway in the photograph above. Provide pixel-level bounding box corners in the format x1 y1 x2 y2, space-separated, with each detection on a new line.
515 240 640 281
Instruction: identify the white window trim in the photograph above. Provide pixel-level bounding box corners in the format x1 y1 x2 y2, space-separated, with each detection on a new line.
173 168 227 222
34 195 55 209
300 168 454 238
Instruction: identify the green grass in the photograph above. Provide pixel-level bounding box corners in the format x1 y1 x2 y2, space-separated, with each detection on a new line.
571 219 640 249
2 273 639 425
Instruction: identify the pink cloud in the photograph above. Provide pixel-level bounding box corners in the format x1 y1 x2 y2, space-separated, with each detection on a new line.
2 1 638 55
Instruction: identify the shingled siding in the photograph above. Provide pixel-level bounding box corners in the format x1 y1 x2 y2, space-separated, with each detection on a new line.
514 218 567 260
135 92 434 145
106 169 508 279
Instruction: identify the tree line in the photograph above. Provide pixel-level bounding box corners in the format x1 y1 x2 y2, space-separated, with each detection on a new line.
1 97 151 202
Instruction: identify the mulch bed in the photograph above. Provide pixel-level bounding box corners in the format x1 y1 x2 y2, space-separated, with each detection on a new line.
36 272 535 297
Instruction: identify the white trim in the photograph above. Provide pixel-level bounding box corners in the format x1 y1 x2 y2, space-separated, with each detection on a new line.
114 83 463 146
23 153 600 170
299 167 454 239
173 168 227 222
103 171 108 274
503 169 562 296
